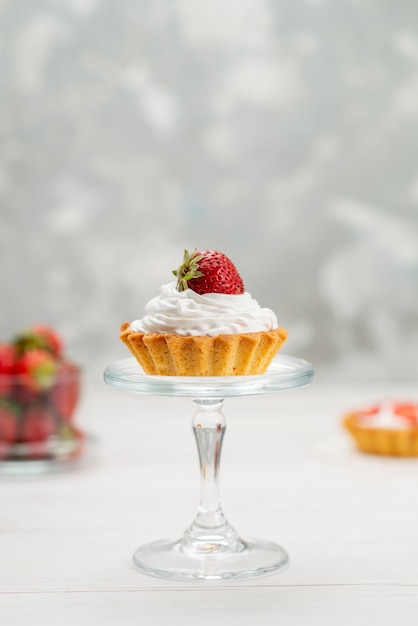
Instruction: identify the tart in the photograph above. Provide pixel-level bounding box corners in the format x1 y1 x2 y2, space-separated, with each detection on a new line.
343 402 418 457
120 249 288 376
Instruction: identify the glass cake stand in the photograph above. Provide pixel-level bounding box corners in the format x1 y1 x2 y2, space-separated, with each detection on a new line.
104 354 314 581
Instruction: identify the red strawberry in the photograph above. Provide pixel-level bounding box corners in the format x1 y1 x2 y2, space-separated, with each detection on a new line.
32 324 63 356
0 343 17 372
13 349 58 392
0 398 20 442
21 405 56 443
50 361 80 421
14 324 63 358
357 404 380 417
393 403 418 426
0 343 17 396
173 249 244 295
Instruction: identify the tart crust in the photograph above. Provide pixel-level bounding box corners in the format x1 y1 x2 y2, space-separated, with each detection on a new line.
343 412 418 457
120 322 288 376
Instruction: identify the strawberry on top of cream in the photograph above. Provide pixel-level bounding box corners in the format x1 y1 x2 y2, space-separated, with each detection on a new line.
129 281 278 336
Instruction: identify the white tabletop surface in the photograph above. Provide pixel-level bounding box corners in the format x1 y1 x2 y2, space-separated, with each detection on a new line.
1 373 418 625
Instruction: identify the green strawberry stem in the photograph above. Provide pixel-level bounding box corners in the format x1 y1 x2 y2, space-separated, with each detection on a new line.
172 249 204 292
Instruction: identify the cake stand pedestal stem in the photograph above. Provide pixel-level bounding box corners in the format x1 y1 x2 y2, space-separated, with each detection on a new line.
182 399 240 549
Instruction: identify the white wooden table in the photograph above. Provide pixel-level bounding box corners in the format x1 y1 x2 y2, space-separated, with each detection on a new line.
1 376 418 624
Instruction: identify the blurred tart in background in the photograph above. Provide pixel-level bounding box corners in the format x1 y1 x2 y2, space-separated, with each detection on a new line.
343 401 418 457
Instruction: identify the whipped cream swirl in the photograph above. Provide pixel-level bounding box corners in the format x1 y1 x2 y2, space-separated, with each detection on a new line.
358 403 412 431
130 281 278 336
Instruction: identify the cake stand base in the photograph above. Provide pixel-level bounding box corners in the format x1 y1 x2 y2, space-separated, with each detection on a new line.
133 536 289 581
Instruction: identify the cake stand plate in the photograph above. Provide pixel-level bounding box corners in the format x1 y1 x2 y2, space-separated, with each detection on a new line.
104 354 314 581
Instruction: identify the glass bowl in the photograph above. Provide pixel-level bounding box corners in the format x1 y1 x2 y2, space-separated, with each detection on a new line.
0 363 85 465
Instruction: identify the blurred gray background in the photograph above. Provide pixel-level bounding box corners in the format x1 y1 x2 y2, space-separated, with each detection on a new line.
0 0 417 383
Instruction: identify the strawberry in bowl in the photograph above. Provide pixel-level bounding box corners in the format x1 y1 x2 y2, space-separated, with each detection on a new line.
0 325 84 462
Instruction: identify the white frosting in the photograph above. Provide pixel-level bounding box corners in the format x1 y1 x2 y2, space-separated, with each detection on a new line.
358 403 412 431
130 281 278 336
